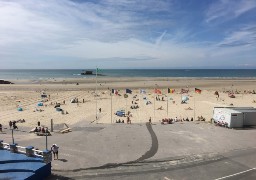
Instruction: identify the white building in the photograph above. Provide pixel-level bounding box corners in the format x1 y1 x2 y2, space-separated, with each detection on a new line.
213 107 256 128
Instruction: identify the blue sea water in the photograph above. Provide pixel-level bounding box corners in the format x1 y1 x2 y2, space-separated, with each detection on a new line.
0 69 256 80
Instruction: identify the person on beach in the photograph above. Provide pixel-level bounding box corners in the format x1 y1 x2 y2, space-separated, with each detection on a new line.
0 124 2 132
9 121 12 129
51 144 59 160
149 117 152 124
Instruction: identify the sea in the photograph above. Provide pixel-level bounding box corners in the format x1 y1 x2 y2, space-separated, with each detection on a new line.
1 69 256 80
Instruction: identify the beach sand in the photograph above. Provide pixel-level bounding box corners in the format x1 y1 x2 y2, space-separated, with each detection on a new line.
0 77 256 129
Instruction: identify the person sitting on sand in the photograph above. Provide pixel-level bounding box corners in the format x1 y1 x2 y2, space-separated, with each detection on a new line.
157 106 163 110
45 128 49 134
185 107 193 110
42 127 45 133
34 127 38 132
186 117 189 121
122 120 124 123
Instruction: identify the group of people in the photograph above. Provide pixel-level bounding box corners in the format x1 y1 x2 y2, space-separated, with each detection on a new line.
161 117 194 124
34 126 50 134
115 119 125 123
156 96 164 101
115 116 132 124
131 105 139 109
215 121 228 128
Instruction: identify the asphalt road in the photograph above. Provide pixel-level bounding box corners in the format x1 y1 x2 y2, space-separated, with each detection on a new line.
48 123 256 180
66 147 256 180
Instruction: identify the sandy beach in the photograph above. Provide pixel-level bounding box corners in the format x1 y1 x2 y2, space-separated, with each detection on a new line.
0 77 256 129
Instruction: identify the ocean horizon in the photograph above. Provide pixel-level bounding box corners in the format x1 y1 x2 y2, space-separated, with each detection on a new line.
1 69 256 80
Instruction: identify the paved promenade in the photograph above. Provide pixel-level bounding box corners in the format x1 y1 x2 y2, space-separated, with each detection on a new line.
1 121 256 179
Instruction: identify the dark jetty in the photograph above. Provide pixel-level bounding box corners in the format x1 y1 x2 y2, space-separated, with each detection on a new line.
0 80 14 84
81 70 105 76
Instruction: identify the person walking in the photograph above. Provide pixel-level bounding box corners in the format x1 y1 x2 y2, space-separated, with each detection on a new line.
51 144 59 160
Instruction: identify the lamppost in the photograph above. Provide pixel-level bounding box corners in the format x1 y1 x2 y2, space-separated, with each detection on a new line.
45 133 48 150
11 128 14 144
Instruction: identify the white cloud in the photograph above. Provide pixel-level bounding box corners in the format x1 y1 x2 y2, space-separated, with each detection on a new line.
218 25 256 47
206 0 256 23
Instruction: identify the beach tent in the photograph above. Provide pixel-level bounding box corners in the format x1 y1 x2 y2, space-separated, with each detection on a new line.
37 102 43 106
71 98 78 103
41 94 47 98
116 109 125 117
56 107 62 112
54 104 60 108
182 96 189 102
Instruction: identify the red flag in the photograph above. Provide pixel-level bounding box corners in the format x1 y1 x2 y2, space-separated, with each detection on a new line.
154 89 162 94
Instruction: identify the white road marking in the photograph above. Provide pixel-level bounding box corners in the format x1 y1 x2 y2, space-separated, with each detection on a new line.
60 153 75 157
215 167 256 180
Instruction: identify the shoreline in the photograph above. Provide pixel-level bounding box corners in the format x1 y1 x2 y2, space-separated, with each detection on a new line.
0 77 255 91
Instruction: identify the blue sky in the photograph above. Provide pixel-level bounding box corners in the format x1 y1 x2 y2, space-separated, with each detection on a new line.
0 0 256 69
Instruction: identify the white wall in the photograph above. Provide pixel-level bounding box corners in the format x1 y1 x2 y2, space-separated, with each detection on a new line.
230 113 243 128
243 112 256 126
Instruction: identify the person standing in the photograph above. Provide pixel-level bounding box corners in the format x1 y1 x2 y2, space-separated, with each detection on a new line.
9 121 12 129
51 144 59 160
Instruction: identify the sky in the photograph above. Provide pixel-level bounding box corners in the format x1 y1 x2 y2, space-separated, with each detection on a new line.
0 0 256 69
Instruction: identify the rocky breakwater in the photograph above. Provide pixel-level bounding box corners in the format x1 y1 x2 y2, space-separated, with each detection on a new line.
0 80 14 84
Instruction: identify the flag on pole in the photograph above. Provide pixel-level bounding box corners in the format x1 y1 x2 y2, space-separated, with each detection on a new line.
140 89 146 94
126 89 132 94
168 88 175 94
195 88 202 94
154 89 162 94
112 89 118 95
96 68 101 73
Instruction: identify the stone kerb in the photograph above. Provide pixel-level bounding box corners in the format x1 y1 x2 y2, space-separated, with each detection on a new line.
26 146 34 157
0 140 3 149
10 143 18 153
43 150 52 164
